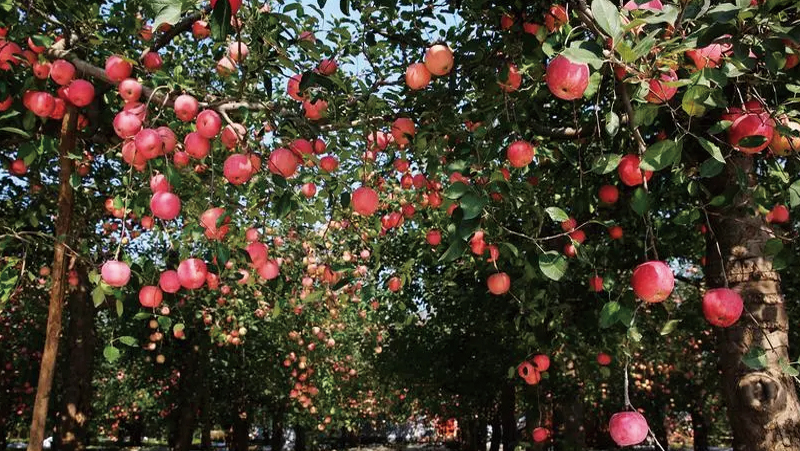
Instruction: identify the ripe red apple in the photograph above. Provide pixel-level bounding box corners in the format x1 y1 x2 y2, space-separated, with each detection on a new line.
597 352 612 366
598 184 619 204
177 258 208 290
139 286 163 308
118 78 142 102
29 92 55 118
500 13 514 30
105 55 132 82
287 74 305 101
609 411 649 447
561 217 577 232
546 55 589 100
728 110 774 154
618 154 653 187
387 276 402 292
545 5 568 32
405 63 431 90
532 427 550 443
50 59 75 85
608 225 623 239
223 153 253 185
532 354 550 372
319 155 339 172
193 20 210 39
173 151 190 167
199 208 230 240
570 229 586 243
507 140 535 167
113 111 142 139
318 58 338 75
487 272 510 295
301 182 317 198
426 230 442 246
184 132 211 159
268 147 300 178
101 260 131 287
645 69 678 104
424 44 454 76
631 260 674 303
9 159 27 176
134 128 163 160
157 126 177 153
211 0 242 15
159 270 181 293
391 118 416 146
196 110 222 138
257 259 280 280
686 41 731 70
227 41 249 63
766 204 790 224
303 98 328 120
66 79 96 107
589 275 603 292
352 186 379 216
150 192 181 220
142 52 163 71
498 63 522 92
702 288 743 327
32 61 50 79
173 94 199 121
0 96 12 112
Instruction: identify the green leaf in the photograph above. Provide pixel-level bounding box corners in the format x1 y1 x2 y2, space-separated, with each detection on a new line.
545 207 569 222
103 345 121 363
538 251 568 281
116 299 123 317
157 316 173 330
438 239 466 263
561 47 605 70
700 158 724 178
339 0 350 15
773 248 793 271
742 346 768 370
133 312 151 320
149 0 183 27
681 85 711 117
697 137 725 163
764 238 783 256
789 180 800 208
210 0 232 41
640 139 681 171
605 111 620 137
92 287 105 307
0 127 30 138
444 182 470 200
599 301 621 328
627 326 642 342
708 120 732 134
630 187 650 215
118 336 138 347
591 154 622 174
660 319 681 335
779 357 800 377
591 0 622 42
460 193 486 220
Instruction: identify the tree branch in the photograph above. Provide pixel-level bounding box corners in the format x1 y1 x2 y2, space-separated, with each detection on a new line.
148 7 211 55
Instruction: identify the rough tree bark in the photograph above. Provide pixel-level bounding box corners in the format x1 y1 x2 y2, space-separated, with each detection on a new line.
705 153 800 450
55 265 95 451
27 107 79 451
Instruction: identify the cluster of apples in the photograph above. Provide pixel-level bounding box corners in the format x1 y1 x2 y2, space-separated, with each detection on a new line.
404 44 454 90
516 353 550 385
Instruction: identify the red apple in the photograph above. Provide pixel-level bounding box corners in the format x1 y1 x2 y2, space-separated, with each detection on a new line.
352 187 379 216
301 182 317 198
391 118 416 146
184 132 211 159
424 44 454 76
150 192 181 220
766 204 790 223
498 63 521 92
139 286 163 308
50 59 75 85
105 55 132 83
597 352 612 366
618 154 653 187
608 225 623 240
532 354 550 372
487 272 510 295
728 110 774 154
507 140 535 167
609 411 649 447
589 275 603 292
546 55 589 101
196 110 222 138
405 63 431 90
118 78 142 102
173 94 199 121
645 69 678 104
177 258 208 290
223 153 253 185
532 427 550 443
101 260 131 287
426 230 442 246
268 148 300 178
598 184 619 204
702 288 743 327
631 260 674 303
387 276 402 292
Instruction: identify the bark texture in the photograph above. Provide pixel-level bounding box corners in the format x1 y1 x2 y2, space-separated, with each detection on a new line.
706 154 800 451
27 107 79 451
55 266 95 451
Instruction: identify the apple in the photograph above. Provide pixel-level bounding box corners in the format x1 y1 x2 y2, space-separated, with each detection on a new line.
196 110 222 138
500 13 514 30
561 217 577 232
597 352 612 366
105 55 132 82
546 55 589 100
609 411 649 447
532 354 550 372
211 0 242 15
728 110 774 154
523 22 541 35
0 96 12 112
387 276 402 292
101 260 131 287
139 286 163 308
173 151 190 167
545 5 568 32
424 44 454 76
702 288 743 327
766 204 790 224
118 78 142 102
268 147 300 178
158 270 181 293
507 140 535 167
32 61 50 79
589 275 603 292
184 132 211 159
150 192 181 220
391 118 416 146
598 184 619 204
9 159 27 176
157 126 177 153
352 187 379 216
177 258 208 290
487 272 510 295
532 427 550 443
426 230 442 246
570 229 586 243
257 259 280 280
29 92 55 117
405 63 431 90
498 63 521 92
223 154 253 185
199 208 230 240
319 155 339 172
301 182 317 198
645 69 678 104
287 74 305 101
318 58 338 75
142 52 162 71
687 41 731 70
618 154 653 187
631 260 674 303
173 94 199 121
50 99 66 120
769 116 800 156
227 41 249 63
134 129 163 160
50 59 75 85
608 225 623 239
623 0 663 9
367 130 392 150
193 20 210 39
113 111 143 139
303 99 328 120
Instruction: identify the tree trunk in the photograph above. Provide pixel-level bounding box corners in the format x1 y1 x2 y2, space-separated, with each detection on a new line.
232 415 249 451
705 153 800 450
500 383 515 451
690 406 710 451
56 266 95 451
294 425 305 451
489 411 500 451
174 341 205 451
27 107 79 451
271 405 285 451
